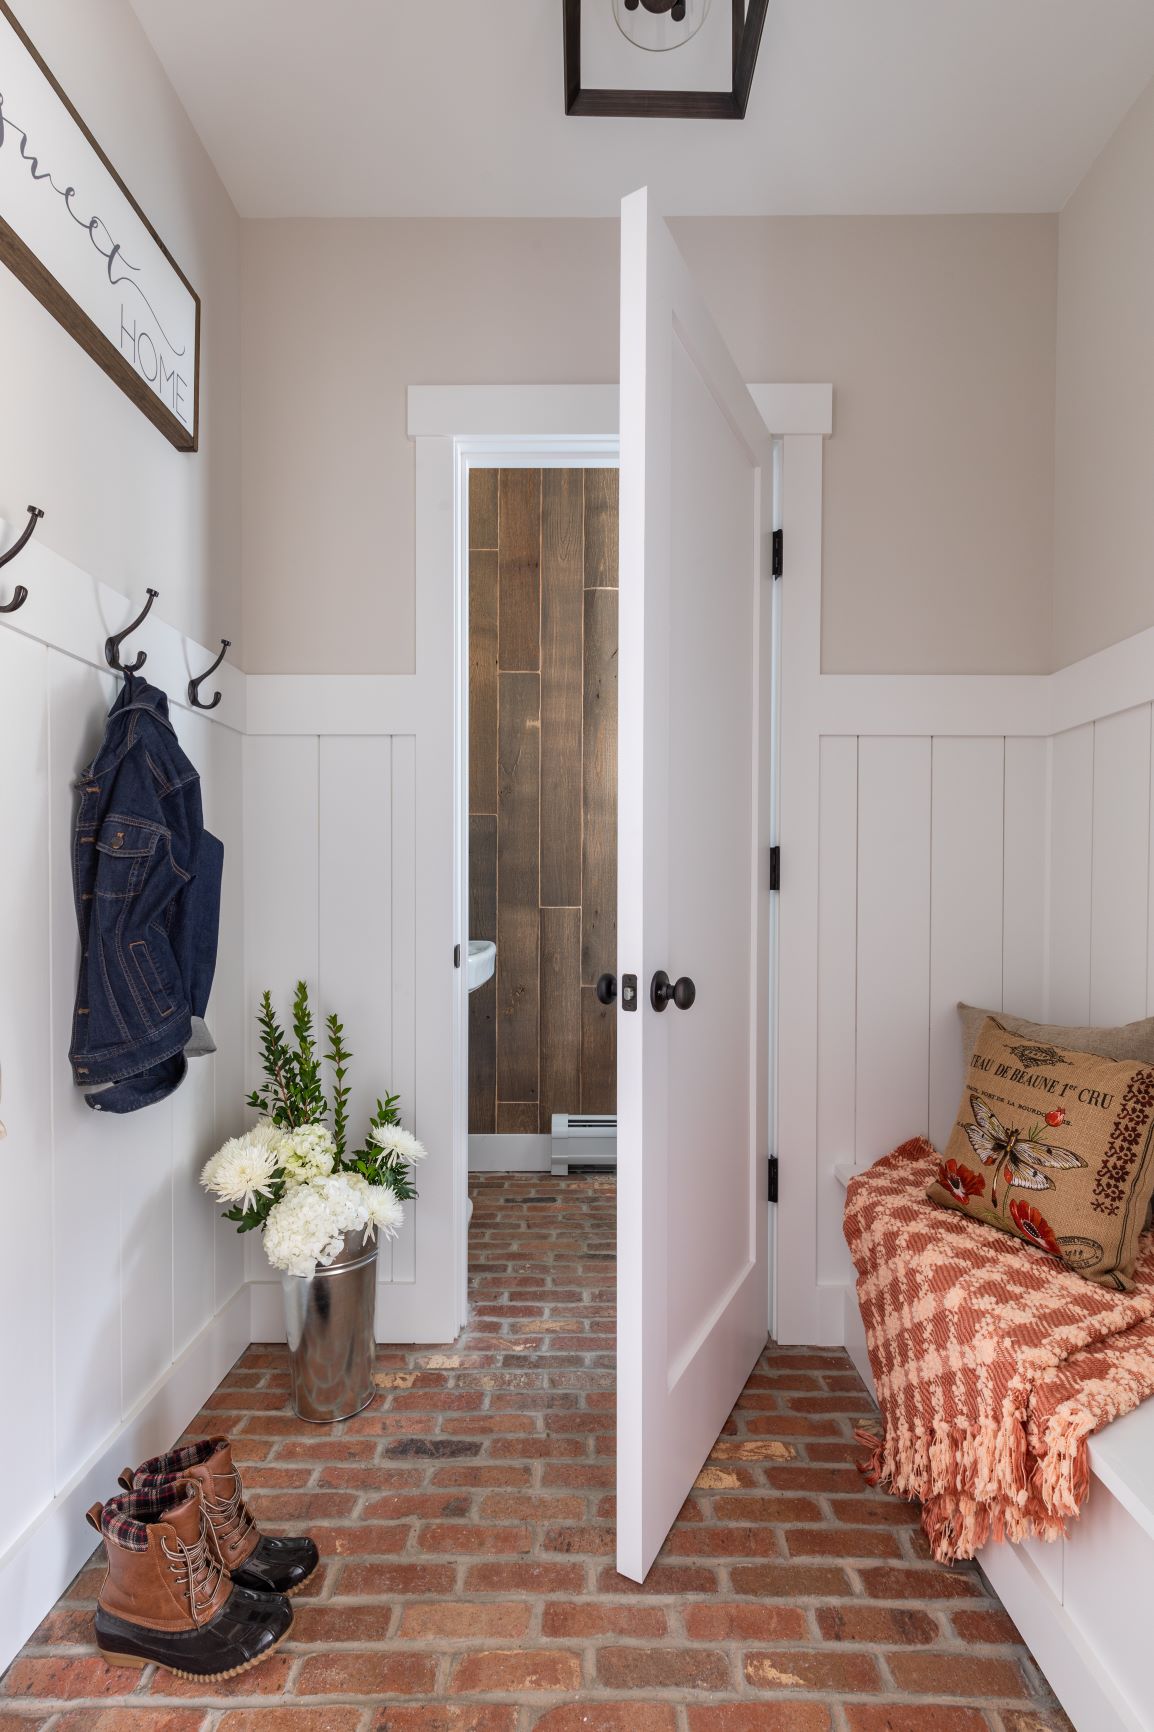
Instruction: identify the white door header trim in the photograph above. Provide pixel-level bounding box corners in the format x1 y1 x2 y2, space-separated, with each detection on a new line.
406 384 833 440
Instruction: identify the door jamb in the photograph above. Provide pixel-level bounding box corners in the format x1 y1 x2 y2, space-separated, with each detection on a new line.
454 434 619 1234
406 383 829 1336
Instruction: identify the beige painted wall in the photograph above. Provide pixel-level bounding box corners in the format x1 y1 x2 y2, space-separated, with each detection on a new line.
679 218 1057 675
0 0 241 655
241 220 619 675
242 213 1057 676
1054 76 1154 669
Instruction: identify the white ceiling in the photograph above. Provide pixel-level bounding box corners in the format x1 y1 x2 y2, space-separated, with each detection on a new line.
128 0 1154 218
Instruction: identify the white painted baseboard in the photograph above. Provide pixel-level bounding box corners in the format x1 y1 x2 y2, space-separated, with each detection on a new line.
250 1278 286 1344
0 1284 250 1677
468 1133 552 1172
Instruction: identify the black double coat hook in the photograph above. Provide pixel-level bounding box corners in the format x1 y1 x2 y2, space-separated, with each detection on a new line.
0 505 45 613
188 639 232 710
105 588 159 673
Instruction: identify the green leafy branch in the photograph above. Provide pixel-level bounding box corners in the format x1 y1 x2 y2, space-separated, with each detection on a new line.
327 1013 352 1158
242 983 421 1211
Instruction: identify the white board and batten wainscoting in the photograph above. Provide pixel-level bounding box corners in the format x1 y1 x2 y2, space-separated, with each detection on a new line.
0 510 464 1674
772 449 1154 1727
0 523 247 1675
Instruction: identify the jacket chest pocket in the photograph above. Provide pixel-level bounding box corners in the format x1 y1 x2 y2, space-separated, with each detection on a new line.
94 818 160 899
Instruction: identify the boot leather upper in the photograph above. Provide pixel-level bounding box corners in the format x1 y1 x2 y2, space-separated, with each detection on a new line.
180 1439 262 1570
98 1486 232 1633
124 1434 317 1593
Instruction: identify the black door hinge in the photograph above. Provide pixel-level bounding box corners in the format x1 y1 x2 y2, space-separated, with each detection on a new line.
453 943 461 968
771 528 783 578
767 1155 779 1203
769 845 780 892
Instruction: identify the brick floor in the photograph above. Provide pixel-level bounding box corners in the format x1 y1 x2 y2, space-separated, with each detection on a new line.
1 1173 1075 1732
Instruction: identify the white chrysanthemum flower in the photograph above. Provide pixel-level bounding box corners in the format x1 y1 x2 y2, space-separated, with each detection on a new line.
279 1122 337 1183
368 1122 427 1166
200 1135 280 1211
262 1183 346 1278
247 1119 285 1155
366 1185 404 1241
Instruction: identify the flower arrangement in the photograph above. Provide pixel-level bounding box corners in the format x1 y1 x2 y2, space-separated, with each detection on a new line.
201 982 425 1278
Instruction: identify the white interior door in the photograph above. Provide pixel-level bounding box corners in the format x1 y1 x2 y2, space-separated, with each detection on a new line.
616 189 774 1582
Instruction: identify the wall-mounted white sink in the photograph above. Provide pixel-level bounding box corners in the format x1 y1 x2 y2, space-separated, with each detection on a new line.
467 939 496 992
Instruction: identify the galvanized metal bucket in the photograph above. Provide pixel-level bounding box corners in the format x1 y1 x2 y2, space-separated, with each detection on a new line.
281 1230 378 1423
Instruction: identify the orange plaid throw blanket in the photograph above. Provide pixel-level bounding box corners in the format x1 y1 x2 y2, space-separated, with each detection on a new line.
843 1137 1154 1562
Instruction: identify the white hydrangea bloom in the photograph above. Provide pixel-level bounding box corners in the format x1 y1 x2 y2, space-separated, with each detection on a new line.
314 1171 372 1240
368 1122 427 1166
200 1134 280 1212
262 1182 346 1277
279 1122 337 1183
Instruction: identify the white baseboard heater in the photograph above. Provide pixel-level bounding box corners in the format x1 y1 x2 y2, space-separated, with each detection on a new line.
551 1113 617 1175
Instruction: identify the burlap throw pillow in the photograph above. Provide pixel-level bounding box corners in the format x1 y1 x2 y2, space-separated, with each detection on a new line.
957 1002 1154 1066
929 1016 1154 1289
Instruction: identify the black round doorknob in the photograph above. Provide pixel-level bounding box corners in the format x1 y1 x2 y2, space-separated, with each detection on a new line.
596 972 618 1006
650 970 696 1012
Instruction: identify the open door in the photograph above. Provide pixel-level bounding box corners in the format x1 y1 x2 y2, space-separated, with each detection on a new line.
616 189 774 1582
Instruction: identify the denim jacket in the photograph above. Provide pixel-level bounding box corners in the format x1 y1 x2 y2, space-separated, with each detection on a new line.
69 673 224 1113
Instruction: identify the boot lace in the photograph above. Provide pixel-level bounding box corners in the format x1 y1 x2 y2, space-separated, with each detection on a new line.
162 1514 228 1625
205 1473 257 1553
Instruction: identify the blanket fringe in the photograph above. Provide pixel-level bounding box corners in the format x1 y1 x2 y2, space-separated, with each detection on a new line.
851 1401 1092 1562
1035 1413 1092 1518
853 1426 886 1487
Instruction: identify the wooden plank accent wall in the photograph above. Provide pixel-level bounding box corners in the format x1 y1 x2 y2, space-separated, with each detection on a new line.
496 668 541 1107
468 468 619 1134
497 470 541 673
468 814 498 1134
581 586 618 985
540 471 584 907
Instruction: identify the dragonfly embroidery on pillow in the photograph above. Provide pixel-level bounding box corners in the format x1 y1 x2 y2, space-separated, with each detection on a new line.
962 1096 1086 1212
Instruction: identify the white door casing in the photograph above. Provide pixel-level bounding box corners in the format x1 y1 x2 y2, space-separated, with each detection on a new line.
615 189 776 1582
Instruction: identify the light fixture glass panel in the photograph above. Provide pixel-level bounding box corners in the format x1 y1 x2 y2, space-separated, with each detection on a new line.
612 0 714 53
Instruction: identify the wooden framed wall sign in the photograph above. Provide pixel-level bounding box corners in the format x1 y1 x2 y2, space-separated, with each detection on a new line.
0 2 200 450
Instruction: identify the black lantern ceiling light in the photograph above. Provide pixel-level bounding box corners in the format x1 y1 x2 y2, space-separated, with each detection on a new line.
564 0 769 118
613 0 712 52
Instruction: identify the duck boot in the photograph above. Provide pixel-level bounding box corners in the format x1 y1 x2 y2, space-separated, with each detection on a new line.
120 1436 318 1596
89 1479 293 1680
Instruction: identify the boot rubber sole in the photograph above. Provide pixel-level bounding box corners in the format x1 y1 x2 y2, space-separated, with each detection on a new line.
98 1626 288 1683
285 1563 318 1598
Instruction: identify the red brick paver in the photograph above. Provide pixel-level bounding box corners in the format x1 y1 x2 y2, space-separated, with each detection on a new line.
1 1174 1073 1732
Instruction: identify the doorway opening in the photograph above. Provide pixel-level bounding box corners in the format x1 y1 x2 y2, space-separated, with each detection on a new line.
462 459 621 1183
